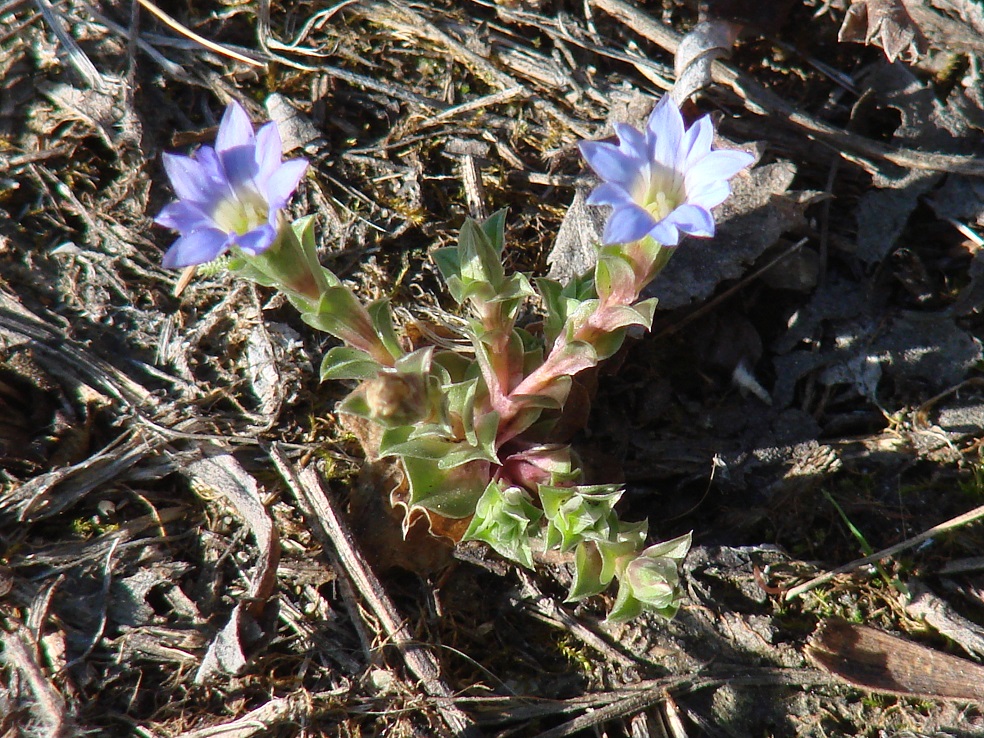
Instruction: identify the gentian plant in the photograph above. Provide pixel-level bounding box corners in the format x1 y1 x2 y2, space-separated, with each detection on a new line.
155 97 753 621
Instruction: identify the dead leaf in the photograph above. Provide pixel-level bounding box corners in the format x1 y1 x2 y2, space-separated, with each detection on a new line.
772 276 982 408
807 619 984 701
245 321 305 424
547 186 608 284
0 432 155 524
183 452 281 683
672 20 741 103
838 0 927 63
0 623 74 737
265 93 321 154
854 63 974 263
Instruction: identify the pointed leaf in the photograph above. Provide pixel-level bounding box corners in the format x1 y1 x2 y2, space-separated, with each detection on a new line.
480 209 508 257
395 346 434 376
567 541 609 601
432 246 461 286
320 347 382 381
368 299 404 360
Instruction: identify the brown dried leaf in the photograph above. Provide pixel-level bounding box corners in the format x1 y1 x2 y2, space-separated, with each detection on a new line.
672 20 741 103
807 619 984 701
183 453 281 683
838 0 927 63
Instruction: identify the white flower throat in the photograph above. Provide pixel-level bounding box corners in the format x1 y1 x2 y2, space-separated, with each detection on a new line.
639 165 682 222
213 192 267 235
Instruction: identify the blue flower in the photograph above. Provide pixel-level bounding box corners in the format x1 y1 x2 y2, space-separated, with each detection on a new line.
155 101 309 268
579 96 754 247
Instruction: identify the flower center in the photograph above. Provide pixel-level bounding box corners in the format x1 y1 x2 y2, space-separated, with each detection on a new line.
642 165 683 222
212 193 268 235
645 191 675 222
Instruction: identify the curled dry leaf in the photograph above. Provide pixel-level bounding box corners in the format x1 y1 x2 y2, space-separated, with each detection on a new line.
672 20 741 104
838 0 927 63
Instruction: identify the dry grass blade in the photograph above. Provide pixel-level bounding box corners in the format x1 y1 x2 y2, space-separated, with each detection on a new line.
362 0 593 138
268 444 480 738
0 299 154 408
172 690 348 738
133 0 265 68
905 582 984 660
0 431 156 524
32 0 107 90
529 669 835 738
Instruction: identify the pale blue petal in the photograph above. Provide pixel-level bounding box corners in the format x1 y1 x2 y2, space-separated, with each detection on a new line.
665 204 715 237
219 145 260 192
155 200 214 233
163 153 212 205
685 179 732 210
195 146 233 195
235 223 277 255
162 228 230 268
603 204 656 244
682 116 714 167
586 182 634 208
646 96 684 169
216 101 255 155
647 219 680 246
614 122 647 160
255 122 282 184
265 159 308 209
579 141 642 188
685 149 755 193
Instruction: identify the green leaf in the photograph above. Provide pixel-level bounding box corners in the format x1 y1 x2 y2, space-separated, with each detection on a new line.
606 581 645 622
462 480 542 569
378 425 451 460
402 456 490 519
458 217 505 289
607 550 685 623
395 346 434 376
471 410 499 461
536 274 597 347
567 541 608 601
319 347 382 381
539 484 623 552
446 378 480 442
378 424 497 468
292 215 341 288
438 440 498 469
642 532 692 562
337 390 372 419
368 299 404 360
480 209 508 257
594 251 636 302
591 329 628 363
432 246 461 287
